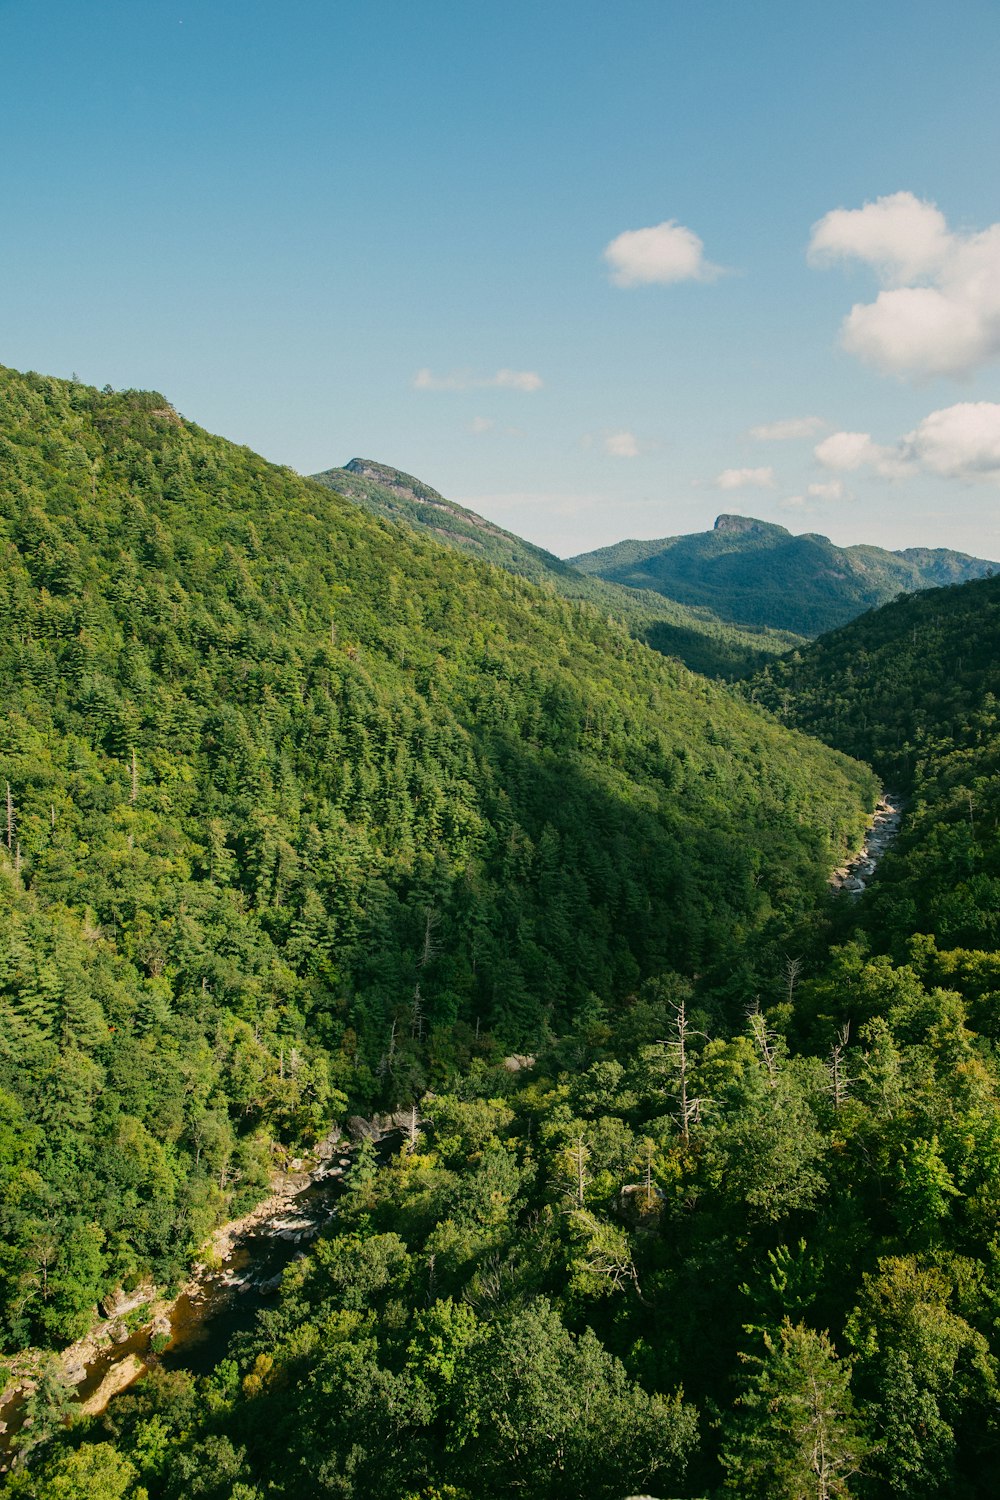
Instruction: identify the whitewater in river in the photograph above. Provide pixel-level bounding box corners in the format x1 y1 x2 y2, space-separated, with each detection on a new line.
830 793 903 896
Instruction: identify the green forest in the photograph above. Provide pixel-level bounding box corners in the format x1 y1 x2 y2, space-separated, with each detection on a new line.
311 458 805 680
4 364 1000 1498
570 513 997 636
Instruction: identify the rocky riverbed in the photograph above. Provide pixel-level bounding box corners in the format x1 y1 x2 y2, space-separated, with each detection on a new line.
0 1124 363 1462
830 793 903 896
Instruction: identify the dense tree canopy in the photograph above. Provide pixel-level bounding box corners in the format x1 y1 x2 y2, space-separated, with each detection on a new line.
13 366 1000 1499
571 513 996 636
312 458 807 680
0 364 874 1359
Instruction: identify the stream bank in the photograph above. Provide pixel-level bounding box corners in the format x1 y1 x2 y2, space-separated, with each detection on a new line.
830 792 903 896
0 1116 410 1465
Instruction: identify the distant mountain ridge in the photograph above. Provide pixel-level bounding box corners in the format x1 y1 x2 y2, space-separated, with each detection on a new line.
312 457 578 584
569 513 998 637
311 461 806 679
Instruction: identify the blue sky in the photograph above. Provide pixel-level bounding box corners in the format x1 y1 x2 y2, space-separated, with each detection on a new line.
2 0 999 555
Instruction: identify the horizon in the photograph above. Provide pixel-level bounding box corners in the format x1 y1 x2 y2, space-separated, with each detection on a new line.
2 1 999 557
317 452 1000 562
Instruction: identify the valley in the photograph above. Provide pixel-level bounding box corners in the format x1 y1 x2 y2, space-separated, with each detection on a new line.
6 5 998 1496
2 365 1000 1499
311 459 807 680
829 794 902 895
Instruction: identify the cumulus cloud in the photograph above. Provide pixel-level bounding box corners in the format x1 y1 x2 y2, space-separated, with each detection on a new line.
808 480 844 500
809 192 952 284
815 403 1000 484
902 401 1000 480
750 416 826 441
716 466 775 490
604 219 724 287
413 367 543 392
604 429 640 458
814 430 911 479
808 192 1000 378
814 431 884 472
468 416 494 434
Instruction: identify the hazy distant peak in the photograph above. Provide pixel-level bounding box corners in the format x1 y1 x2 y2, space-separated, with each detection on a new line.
572 513 1000 636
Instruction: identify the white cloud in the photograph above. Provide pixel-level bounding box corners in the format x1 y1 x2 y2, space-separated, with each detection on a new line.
815 403 1000 485
604 219 724 287
716 465 775 490
469 416 494 434
750 416 826 441
902 401 1000 480
809 191 951 284
808 192 1000 378
814 432 912 478
413 367 543 393
493 368 545 392
814 431 885 472
808 480 844 500
604 429 640 458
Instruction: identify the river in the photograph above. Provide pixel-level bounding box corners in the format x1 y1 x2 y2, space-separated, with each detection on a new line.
830 792 903 896
0 1127 406 1465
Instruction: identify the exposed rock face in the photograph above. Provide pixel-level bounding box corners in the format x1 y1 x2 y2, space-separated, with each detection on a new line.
713 514 788 538
79 1354 146 1417
100 1281 156 1320
503 1054 536 1072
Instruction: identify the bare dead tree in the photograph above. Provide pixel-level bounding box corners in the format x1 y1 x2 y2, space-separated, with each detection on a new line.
567 1134 589 1209
419 907 440 968
664 996 708 1142
377 1017 398 1078
410 982 425 1041
748 1005 780 1086
828 1024 851 1112
784 954 805 1008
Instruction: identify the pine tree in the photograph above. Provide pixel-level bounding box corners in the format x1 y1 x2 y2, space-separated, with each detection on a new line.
721 1320 866 1499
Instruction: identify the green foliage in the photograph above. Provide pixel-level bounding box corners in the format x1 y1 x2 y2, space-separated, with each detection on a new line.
721 1320 865 1498
750 575 1000 953
18 368 1000 1498
0 363 874 1353
4 1441 145 1499
313 458 808 678
573 512 996 636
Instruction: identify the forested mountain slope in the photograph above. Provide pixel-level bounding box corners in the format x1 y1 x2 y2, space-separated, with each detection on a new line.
312 459 805 678
750 574 1000 954
312 457 581 585
11 374 1000 1500
0 364 875 1358
571 512 997 636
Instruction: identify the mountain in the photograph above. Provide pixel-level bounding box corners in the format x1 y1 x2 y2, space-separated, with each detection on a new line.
569 512 998 637
749 572 1000 953
312 460 806 679
0 364 875 1358
312 457 582 584
12 371 1000 1500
